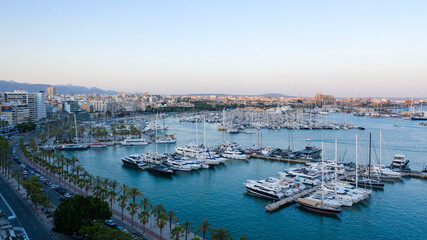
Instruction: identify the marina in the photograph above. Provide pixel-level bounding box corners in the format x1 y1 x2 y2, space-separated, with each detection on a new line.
62 113 427 240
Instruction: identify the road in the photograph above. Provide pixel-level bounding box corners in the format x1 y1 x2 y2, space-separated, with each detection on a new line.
0 132 53 240
0 170 52 240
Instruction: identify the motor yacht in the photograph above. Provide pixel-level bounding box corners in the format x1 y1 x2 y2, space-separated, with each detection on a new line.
122 138 149 146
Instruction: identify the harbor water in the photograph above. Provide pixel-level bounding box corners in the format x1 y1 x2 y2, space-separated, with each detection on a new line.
63 114 427 240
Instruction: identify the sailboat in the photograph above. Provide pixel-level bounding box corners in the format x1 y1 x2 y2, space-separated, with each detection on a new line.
58 114 89 150
296 142 342 215
347 133 384 189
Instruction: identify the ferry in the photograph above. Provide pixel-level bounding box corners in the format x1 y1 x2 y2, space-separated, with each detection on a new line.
122 138 149 146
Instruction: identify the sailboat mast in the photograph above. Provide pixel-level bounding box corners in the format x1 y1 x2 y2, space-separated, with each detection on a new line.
356 134 358 188
369 133 372 178
155 114 158 153
378 130 383 177
196 113 199 145
321 142 325 204
74 113 78 144
335 139 338 194
203 114 206 147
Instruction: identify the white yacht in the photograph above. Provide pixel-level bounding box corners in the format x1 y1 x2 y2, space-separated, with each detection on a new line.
390 154 410 170
371 164 402 179
222 150 248 160
175 144 204 158
122 138 149 146
244 182 287 200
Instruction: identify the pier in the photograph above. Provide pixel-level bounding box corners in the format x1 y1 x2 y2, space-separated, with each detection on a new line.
402 171 427 179
265 186 318 212
249 154 311 164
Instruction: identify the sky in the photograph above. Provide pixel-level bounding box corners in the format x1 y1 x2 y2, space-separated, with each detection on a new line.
1 0 427 97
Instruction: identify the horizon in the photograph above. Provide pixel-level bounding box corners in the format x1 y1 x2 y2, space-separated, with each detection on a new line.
1 1 427 97
2 79 427 100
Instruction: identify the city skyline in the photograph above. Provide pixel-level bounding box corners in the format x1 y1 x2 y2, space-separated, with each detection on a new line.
1 1 427 97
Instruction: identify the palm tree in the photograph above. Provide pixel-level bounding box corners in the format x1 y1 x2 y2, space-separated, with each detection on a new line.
137 210 150 233
171 225 184 240
140 197 151 211
126 202 139 226
73 164 84 185
183 221 193 240
13 170 22 190
196 219 211 240
107 189 118 211
127 187 143 204
239 236 247 240
152 203 166 220
109 179 119 193
119 183 129 197
210 227 232 240
117 194 128 221
167 210 179 231
156 213 168 238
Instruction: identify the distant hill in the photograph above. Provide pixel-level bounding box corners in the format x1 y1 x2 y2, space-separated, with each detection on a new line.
0 80 118 95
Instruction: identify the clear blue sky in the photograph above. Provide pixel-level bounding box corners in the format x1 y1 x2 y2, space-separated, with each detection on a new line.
1 0 426 97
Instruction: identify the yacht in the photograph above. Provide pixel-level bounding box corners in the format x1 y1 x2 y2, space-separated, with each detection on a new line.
121 154 144 168
370 164 402 180
222 150 248 160
58 144 89 150
155 136 176 144
147 165 174 175
90 142 107 148
175 144 204 158
244 182 287 200
122 138 149 146
297 197 342 215
390 154 410 171
284 168 321 186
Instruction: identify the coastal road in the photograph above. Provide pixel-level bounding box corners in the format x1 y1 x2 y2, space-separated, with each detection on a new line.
0 174 52 240
1 133 53 240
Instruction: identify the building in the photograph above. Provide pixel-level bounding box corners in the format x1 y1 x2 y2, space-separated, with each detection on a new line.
313 93 336 105
46 86 56 96
0 103 30 126
1 90 46 122
63 100 79 113
81 103 94 113
35 92 47 120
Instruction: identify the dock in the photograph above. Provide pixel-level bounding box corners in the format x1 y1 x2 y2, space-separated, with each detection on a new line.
402 171 427 179
265 186 318 212
250 154 311 164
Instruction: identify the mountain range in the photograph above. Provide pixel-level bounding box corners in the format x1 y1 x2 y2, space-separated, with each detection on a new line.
0 80 118 95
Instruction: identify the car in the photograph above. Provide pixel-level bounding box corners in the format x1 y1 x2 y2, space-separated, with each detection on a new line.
57 188 66 195
23 171 28 175
50 184 58 189
104 219 116 228
64 193 72 198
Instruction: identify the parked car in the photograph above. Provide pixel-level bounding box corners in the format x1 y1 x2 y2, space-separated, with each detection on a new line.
105 219 116 228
